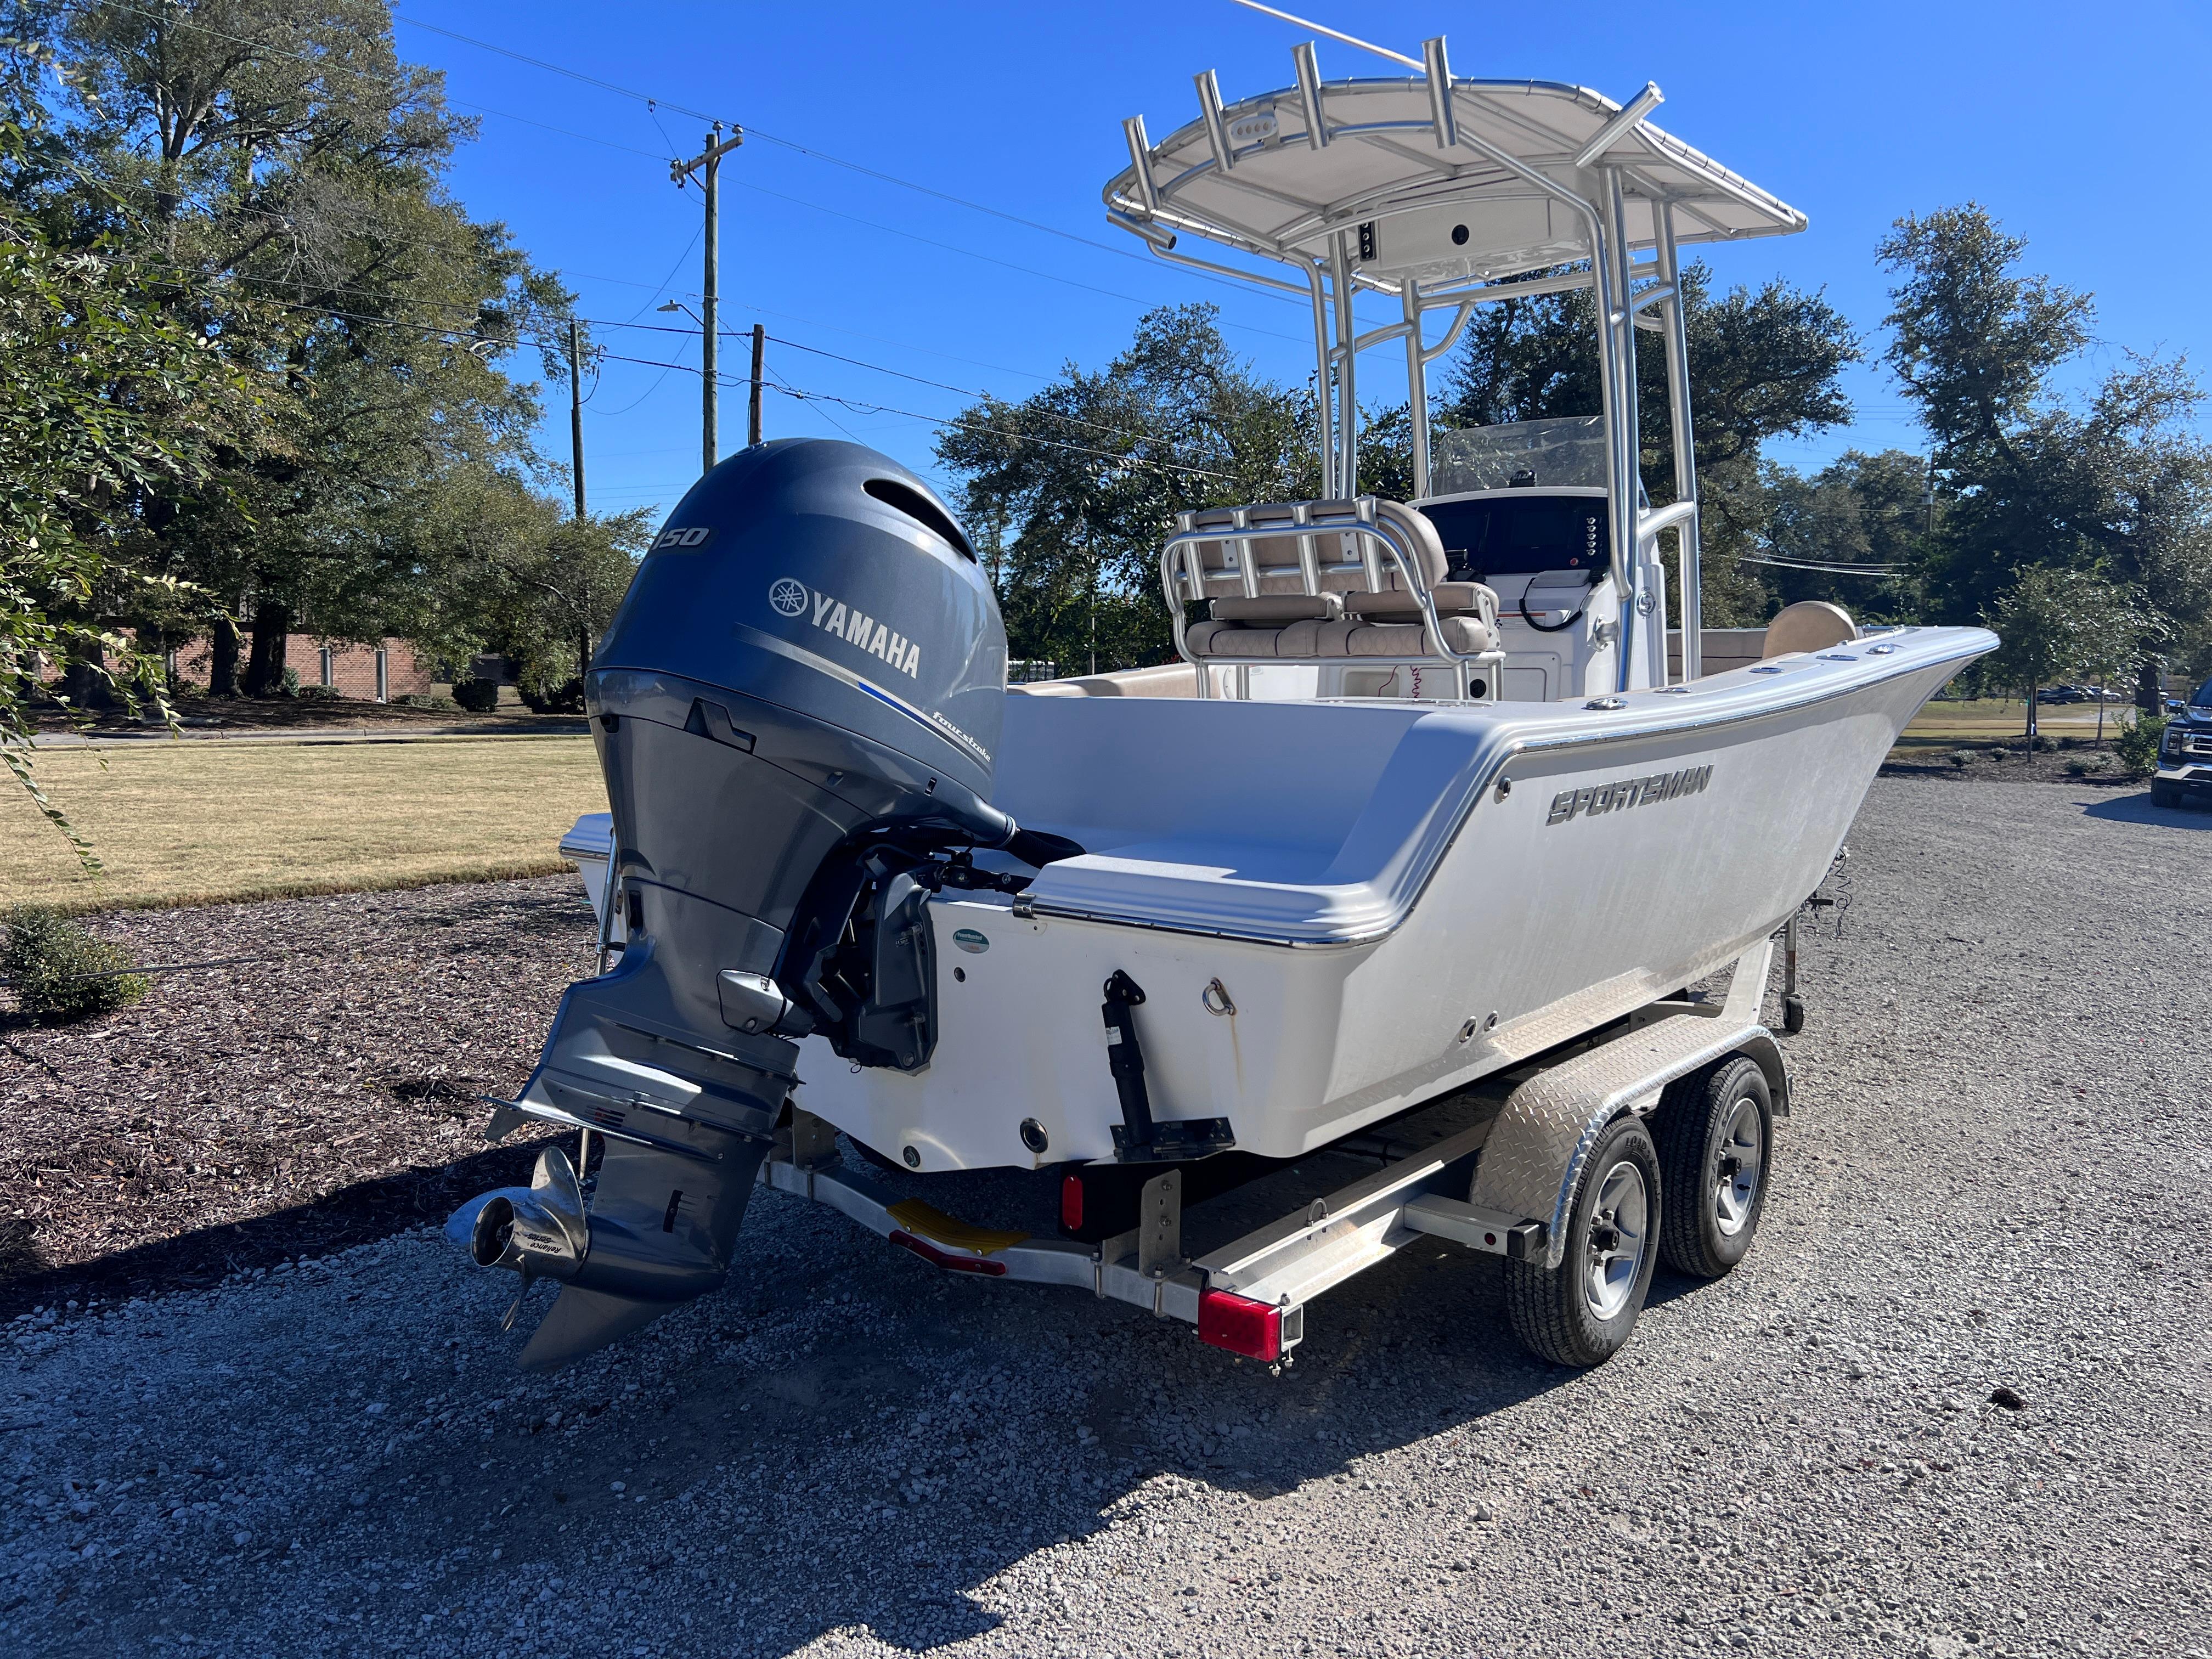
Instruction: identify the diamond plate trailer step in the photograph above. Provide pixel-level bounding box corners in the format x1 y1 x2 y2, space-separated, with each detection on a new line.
757 937 1789 1365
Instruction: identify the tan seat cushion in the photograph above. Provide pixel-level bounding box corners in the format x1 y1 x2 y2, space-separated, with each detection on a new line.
1186 614 1499 659
1342 583 1497 620
1325 616 1500 656
1184 619 1286 657
1211 592 1342 623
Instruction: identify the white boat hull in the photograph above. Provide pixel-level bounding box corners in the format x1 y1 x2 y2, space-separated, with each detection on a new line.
776 630 1987 1169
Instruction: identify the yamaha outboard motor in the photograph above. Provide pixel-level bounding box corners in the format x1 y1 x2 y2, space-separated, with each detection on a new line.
450 439 1074 1369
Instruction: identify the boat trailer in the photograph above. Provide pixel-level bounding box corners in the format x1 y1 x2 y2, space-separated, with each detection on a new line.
749 935 1790 1368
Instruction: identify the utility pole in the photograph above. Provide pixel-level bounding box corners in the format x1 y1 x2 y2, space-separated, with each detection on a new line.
748 323 765 447
567 318 586 521
670 123 743 476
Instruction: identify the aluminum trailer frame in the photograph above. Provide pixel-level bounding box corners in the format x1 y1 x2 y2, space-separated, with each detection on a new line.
753 935 1786 1365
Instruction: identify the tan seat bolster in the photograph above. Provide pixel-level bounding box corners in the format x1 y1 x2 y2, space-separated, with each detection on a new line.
1308 618 1364 657
1343 582 1498 621
1182 619 1228 655
1211 593 1342 623
1189 613 1500 659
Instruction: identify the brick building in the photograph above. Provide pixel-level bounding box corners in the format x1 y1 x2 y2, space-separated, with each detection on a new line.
170 635 442 701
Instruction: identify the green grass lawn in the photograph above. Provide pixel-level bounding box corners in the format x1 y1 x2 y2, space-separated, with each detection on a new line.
0 700 2142 916
3 736 607 913
1899 696 2133 748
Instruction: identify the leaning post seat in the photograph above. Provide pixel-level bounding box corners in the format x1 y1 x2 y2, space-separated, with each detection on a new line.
1160 497 1504 699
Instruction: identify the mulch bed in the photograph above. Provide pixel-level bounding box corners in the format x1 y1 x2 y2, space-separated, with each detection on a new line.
1881 743 2147 788
0 876 597 1316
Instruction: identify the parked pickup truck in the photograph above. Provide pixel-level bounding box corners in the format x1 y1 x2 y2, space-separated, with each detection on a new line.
2154 678 2212 809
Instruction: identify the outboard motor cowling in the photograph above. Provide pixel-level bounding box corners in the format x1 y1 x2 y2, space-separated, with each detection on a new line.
452 440 1075 1370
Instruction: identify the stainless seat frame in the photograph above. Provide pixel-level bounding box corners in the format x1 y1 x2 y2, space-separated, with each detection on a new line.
1159 496 1505 701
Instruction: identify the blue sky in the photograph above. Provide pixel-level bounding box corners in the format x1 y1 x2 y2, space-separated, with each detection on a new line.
402 0 2211 525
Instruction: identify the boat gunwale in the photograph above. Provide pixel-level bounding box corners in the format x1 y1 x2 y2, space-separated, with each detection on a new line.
1014 627 1996 950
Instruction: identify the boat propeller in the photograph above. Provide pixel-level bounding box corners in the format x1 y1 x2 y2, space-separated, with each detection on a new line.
466 1146 589 1330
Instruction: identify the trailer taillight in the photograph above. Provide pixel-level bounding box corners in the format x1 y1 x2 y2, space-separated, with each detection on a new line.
1060 1173 1083 1232
1198 1289 1283 1361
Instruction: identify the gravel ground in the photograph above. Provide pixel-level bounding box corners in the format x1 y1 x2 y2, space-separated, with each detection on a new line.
4 777 2208 1658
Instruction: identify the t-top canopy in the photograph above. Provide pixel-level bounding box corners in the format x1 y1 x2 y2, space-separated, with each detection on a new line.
1105 68 1805 287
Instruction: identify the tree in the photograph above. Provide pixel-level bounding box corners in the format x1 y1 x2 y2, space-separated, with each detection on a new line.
411 470 647 708
1878 204 2212 691
935 304 1322 673
2072 578 2165 746
7 0 580 692
1438 261 1861 624
1 114 266 861
1982 565 2134 738
1878 204 2091 456
1755 449 1931 622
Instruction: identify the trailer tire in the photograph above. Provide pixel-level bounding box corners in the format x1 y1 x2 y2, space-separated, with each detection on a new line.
1655 1056 1773 1278
1503 1114 1661 1368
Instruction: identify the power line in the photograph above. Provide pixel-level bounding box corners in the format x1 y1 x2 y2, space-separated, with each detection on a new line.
758 333 1205 451
721 173 1307 340
184 200 1066 380
595 347 1239 480
718 298 1052 385
189 256 1241 464
584 353 1242 482
385 12 1231 276
759 379 1240 482
179 275 1244 481
591 335 693 419
1740 556 1904 575
68 0 1306 329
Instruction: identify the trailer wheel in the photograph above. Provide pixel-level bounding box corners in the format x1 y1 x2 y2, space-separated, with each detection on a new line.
1503 1115 1661 1368
1655 1056 1773 1278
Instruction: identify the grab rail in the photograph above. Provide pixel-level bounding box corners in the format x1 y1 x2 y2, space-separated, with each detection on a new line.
1158 496 1500 701
1637 499 1697 549
1637 499 1700 685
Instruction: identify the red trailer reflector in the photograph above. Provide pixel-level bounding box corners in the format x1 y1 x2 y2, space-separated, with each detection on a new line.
889 1231 1009 1276
1198 1288 1283 1361
1060 1173 1084 1232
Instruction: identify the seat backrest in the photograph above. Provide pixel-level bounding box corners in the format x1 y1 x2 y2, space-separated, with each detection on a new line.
1181 500 1451 605
1183 506 1344 600
1761 600 1858 658
1369 500 1452 594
